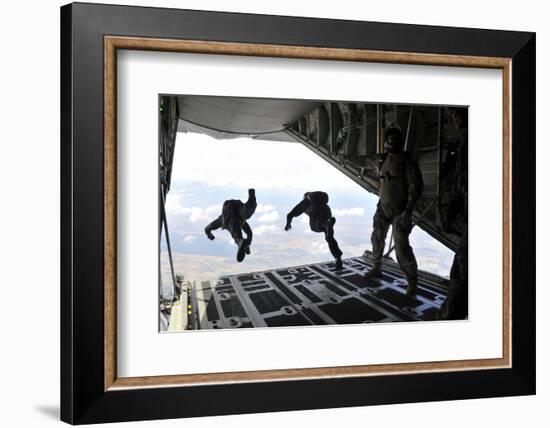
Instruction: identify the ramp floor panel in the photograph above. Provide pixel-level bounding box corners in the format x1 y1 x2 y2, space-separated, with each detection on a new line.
189 256 449 330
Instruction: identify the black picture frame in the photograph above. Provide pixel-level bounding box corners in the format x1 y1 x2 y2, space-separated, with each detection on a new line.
61 2 535 424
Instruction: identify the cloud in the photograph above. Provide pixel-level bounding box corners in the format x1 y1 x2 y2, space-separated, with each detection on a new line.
257 210 279 223
171 132 360 191
183 235 197 243
332 207 365 216
255 204 276 213
165 201 222 223
415 255 451 278
253 224 281 236
310 240 330 255
340 243 369 257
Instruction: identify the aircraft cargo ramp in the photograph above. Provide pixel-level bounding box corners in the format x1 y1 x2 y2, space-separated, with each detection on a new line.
184 255 449 331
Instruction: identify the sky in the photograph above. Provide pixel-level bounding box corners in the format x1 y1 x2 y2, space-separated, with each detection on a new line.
160 132 453 297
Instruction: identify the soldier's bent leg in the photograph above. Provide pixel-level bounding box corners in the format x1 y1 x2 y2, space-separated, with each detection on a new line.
242 221 253 254
364 207 391 279
324 217 343 269
204 216 223 240
393 220 418 295
225 219 247 262
370 206 391 268
227 224 244 245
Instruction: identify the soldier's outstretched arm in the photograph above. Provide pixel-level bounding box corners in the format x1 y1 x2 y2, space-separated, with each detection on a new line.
285 199 308 231
204 215 223 240
243 188 257 219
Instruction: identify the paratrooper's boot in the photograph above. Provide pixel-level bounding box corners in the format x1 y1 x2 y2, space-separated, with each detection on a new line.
236 239 247 262
406 276 418 296
363 265 382 280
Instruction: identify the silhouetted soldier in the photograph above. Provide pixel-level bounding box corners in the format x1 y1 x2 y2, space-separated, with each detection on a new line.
285 191 343 270
204 189 257 262
364 127 424 295
436 107 468 319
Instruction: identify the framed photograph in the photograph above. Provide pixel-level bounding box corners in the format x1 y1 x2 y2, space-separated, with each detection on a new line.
60 2 535 424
